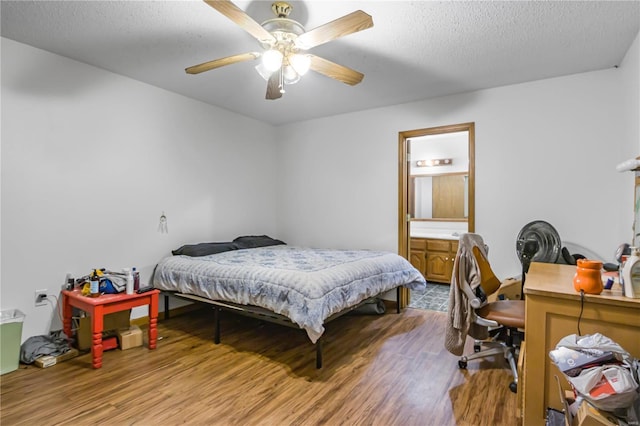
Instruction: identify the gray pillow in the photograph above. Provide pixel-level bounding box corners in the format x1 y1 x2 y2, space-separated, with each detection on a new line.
172 242 239 257
232 235 286 249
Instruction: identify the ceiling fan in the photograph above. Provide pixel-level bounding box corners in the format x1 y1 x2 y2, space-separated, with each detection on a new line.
185 0 374 100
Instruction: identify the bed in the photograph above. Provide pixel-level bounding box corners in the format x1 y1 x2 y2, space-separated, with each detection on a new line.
152 236 426 367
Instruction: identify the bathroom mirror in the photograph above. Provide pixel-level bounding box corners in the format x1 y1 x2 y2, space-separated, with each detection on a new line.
408 130 471 222
410 173 468 219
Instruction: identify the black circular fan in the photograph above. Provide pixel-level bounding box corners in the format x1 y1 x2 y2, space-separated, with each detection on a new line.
513 220 562 300
516 220 562 266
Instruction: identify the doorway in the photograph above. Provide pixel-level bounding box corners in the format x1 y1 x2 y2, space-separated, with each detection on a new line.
397 123 475 308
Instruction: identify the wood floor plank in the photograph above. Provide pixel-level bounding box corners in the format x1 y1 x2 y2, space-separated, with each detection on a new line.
0 307 519 425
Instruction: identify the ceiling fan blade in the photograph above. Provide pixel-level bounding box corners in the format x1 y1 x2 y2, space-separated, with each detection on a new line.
308 55 364 86
266 72 282 100
295 10 373 50
203 0 276 45
185 52 259 74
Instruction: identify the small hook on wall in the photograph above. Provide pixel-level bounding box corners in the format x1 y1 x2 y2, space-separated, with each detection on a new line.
158 211 168 234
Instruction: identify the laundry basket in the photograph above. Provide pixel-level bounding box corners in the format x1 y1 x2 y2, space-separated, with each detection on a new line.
1 309 25 375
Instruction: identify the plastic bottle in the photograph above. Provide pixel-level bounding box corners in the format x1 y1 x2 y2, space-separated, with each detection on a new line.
621 247 640 298
90 270 100 297
132 267 140 291
124 268 134 295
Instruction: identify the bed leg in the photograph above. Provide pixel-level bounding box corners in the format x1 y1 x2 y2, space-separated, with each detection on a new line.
164 294 170 320
316 338 323 369
396 287 401 314
213 307 221 344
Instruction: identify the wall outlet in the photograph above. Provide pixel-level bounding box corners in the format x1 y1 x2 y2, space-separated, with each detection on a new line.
64 273 73 290
35 289 48 307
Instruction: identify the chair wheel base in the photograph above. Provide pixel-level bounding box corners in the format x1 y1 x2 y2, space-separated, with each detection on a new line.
458 360 467 369
509 382 517 393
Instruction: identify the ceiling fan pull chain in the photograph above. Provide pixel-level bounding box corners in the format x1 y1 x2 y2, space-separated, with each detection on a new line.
279 67 285 94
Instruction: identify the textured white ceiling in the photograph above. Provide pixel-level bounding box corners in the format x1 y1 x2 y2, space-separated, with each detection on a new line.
2 1 639 125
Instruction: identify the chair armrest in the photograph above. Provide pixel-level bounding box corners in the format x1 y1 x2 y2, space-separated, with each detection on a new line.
475 316 499 327
462 283 487 309
461 282 499 327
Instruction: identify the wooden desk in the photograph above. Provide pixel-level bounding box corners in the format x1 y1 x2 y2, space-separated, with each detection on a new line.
522 262 640 426
62 289 159 368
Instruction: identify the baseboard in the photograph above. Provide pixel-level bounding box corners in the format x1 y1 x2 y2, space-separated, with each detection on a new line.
130 303 201 326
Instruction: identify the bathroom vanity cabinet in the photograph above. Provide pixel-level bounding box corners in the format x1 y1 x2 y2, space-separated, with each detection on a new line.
410 237 459 284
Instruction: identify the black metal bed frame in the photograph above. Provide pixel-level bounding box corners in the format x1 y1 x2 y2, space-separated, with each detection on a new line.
162 287 401 369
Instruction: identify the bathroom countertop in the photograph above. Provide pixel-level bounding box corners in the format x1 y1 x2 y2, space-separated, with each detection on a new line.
410 231 461 240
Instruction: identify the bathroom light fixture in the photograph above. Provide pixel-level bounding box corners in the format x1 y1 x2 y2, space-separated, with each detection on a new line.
416 158 453 167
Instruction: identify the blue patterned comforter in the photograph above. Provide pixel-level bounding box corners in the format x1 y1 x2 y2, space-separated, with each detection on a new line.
153 246 426 343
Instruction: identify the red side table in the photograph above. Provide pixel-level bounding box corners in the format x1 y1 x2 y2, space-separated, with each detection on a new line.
62 288 159 368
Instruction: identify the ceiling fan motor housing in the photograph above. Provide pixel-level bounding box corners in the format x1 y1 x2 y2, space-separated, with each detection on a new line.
261 18 305 49
272 2 292 18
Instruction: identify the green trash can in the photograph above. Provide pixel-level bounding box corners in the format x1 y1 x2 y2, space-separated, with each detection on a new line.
1 309 25 375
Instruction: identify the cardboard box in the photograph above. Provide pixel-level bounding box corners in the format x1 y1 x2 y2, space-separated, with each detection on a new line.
76 310 131 350
572 400 620 426
34 348 79 368
488 278 522 302
117 325 142 350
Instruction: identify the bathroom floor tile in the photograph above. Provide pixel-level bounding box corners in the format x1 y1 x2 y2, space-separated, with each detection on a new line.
409 282 450 312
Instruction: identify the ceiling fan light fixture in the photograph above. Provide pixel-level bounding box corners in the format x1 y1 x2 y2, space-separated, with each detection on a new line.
254 62 272 81
290 54 310 76
262 49 284 72
283 65 300 85
189 0 374 100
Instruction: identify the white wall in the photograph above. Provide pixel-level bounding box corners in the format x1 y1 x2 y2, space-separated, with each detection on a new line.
276 31 640 279
620 33 640 152
3 30 638 342
1 38 279 341
621 32 640 246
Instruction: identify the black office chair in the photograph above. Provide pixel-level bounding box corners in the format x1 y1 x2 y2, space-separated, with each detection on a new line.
450 233 525 393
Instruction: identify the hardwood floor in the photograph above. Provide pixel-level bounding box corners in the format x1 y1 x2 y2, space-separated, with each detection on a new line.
1 307 519 425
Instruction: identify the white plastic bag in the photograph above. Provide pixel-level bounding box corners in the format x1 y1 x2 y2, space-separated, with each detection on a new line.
550 333 639 412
